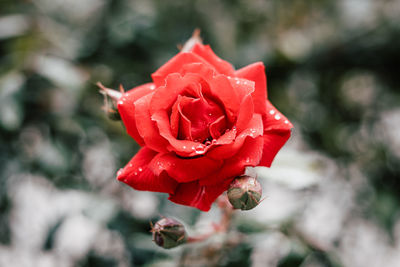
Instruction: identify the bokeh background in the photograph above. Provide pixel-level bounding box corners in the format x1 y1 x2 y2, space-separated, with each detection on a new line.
1 0 400 266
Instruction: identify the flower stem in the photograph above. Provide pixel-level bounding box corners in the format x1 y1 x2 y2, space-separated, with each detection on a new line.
187 194 234 243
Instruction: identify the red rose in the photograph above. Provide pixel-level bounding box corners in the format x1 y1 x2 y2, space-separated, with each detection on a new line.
116 43 292 211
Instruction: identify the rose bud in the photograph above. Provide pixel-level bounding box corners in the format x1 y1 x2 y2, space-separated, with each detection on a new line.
151 218 187 249
227 175 262 210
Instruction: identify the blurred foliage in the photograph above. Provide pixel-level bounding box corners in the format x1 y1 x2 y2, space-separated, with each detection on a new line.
1 0 400 266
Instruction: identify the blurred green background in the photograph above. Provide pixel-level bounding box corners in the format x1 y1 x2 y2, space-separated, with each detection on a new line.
1 0 400 266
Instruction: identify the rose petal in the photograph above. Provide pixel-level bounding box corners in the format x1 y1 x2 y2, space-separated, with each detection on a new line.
264 100 293 132
209 115 227 140
149 153 223 183
235 62 268 116
202 74 240 124
117 147 177 194
235 93 254 133
118 83 155 146
168 178 233 211
180 62 215 79
191 44 235 76
200 136 264 186
152 110 201 156
151 52 215 86
228 77 255 102
180 95 225 142
150 73 202 115
134 93 169 153
208 114 263 159
259 131 291 167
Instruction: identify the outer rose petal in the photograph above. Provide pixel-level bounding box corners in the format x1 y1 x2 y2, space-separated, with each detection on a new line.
117 147 178 194
149 152 223 183
134 93 169 153
118 83 155 146
200 136 264 186
191 44 235 76
151 53 215 86
259 131 291 167
235 62 267 116
261 101 293 167
264 100 293 132
168 178 233 211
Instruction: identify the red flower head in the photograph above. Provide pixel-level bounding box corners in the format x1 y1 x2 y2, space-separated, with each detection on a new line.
115 40 293 211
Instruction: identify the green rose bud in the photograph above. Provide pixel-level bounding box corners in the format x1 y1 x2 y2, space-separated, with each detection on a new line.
151 218 187 249
227 175 262 210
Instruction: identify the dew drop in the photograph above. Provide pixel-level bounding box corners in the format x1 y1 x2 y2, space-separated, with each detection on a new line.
129 163 132 167
205 140 211 146
117 168 123 176
194 144 206 154
134 172 138 175
183 145 187 149
212 139 217 144
274 114 281 120
150 85 156 90
138 167 143 172
269 110 275 115
284 120 289 124
245 157 250 163
118 101 123 105
236 80 240 85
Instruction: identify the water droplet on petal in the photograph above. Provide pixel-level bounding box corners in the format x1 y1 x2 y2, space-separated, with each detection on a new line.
284 120 289 124
134 172 138 175
183 145 187 149
129 163 132 167
275 114 281 120
236 80 240 84
194 144 206 154
212 139 217 144
118 101 123 105
138 167 143 172
117 168 123 176
245 157 250 163
205 140 211 146
269 110 275 115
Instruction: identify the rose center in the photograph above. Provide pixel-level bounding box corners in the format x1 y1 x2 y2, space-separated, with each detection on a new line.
170 94 227 143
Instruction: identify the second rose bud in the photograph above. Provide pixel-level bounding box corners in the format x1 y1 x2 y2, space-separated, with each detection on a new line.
227 175 262 210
